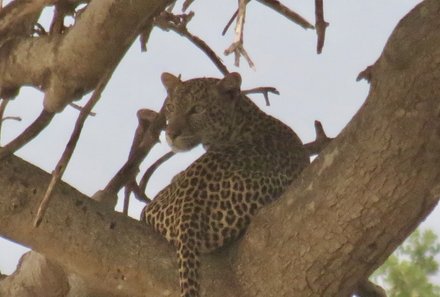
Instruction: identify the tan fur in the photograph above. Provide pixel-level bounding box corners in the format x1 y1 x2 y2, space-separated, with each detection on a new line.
142 73 309 297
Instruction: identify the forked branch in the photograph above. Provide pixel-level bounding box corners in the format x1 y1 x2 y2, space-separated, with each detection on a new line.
242 87 280 106
224 0 255 68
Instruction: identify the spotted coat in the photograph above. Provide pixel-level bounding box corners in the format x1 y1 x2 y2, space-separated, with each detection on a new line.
141 72 309 297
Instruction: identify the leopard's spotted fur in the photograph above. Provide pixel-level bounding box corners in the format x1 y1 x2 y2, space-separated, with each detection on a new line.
141 72 309 297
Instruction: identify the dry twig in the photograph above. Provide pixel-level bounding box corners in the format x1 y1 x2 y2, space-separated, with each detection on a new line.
303 120 333 156
315 0 328 54
34 69 114 227
69 102 96 116
224 0 255 68
155 11 229 75
257 0 314 29
243 86 279 106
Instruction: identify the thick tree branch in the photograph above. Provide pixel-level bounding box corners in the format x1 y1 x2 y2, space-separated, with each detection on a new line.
0 1 440 296
0 154 244 297
0 0 172 112
235 1 440 295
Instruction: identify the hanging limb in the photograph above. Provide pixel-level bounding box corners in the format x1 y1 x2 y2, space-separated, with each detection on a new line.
0 109 55 161
33 68 114 228
242 86 280 106
103 107 166 198
315 0 328 54
154 11 229 75
303 120 333 156
224 0 255 68
120 109 161 215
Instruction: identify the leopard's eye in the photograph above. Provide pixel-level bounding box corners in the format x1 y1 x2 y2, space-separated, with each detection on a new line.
190 104 205 114
165 103 175 113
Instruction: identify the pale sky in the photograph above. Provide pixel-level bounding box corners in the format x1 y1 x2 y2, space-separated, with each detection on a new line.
2 0 438 285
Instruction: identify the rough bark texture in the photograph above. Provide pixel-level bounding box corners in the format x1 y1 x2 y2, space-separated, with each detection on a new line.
0 0 171 112
234 1 440 295
1 0 440 296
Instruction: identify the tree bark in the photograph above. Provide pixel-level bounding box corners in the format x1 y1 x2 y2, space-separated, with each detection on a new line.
1 0 440 296
0 0 171 112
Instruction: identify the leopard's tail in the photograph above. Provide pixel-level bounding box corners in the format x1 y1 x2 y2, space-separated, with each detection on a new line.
177 231 201 297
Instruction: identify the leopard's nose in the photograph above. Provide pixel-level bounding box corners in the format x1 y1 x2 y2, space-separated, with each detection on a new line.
166 126 181 141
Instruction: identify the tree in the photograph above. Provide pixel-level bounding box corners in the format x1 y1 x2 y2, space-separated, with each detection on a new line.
373 229 440 297
0 0 439 297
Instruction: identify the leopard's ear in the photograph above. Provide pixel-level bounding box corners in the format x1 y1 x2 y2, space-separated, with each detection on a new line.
217 72 241 96
161 72 181 93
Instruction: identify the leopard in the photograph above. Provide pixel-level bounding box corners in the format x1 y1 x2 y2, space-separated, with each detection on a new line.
141 72 309 297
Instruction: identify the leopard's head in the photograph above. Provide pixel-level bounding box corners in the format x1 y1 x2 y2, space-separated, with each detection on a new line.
161 72 243 152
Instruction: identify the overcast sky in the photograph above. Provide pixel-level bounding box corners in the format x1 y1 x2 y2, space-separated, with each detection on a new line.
2 0 437 284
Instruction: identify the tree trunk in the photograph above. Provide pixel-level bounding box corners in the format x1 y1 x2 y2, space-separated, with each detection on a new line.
0 0 439 296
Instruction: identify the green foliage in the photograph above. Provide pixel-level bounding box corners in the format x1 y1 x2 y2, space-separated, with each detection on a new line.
373 229 440 297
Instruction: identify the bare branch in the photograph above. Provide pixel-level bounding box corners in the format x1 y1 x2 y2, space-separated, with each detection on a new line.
0 109 55 161
256 0 314 29
222 9 238 36
224 0 255 68
315 0 328 54
34 68 115 227
303 120 333 156
242 86 280 106
155 11 229 75
138 151 175 197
